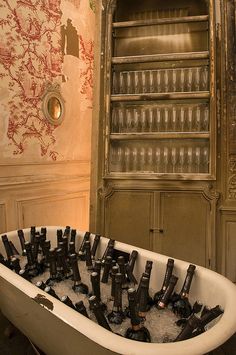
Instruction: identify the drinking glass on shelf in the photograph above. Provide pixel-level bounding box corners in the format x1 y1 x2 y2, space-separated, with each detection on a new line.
195 147 201 173
180 68 185 92
147 147 153 171
201 67 209 91
126 72 132 94
187 68 193 92
132 147 138 172
195 67 200 91
141 71 147 93
140 109 147 131
124 147 131 172
119 72 125 94
172 69 177 92
111 108 118 132
112 72 118 94
163 108 169 131
155 147 161 173
203 106 209 131
134 71 140 94
164 69 169 92
149 71 154 93
202 147 209 172
133 108 139 132
171 147 177 173
156 70 161 92
187 106 193 132
180 107 185 131
195 106 201 131
148 108 154 131
117 146 123 172
139 147 146 171
172 107 177 131
118 108 124 133
156 108 161 131
126 108 132 132
163 147 169 172
187 147 193 173
179 147 185 173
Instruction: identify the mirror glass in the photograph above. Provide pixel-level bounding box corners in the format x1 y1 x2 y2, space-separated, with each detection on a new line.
47 97 62 121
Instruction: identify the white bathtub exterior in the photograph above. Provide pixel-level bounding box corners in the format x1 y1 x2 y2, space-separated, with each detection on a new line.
0 226 236 355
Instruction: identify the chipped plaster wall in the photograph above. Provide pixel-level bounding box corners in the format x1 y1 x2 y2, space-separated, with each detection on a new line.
0 0 95 163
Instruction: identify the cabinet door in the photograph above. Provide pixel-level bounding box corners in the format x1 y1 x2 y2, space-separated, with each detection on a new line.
105 191 153 250
153 192 210 267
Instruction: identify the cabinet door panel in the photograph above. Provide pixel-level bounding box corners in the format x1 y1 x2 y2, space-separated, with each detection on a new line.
105 191 152 250
157 192 209 266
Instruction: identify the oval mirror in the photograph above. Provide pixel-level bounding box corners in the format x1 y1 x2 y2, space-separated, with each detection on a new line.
42 83 65 126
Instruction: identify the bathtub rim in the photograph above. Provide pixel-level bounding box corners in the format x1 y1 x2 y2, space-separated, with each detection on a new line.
0 226 236 355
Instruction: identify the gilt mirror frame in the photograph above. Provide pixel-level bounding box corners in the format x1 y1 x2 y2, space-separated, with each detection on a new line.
42 82 65 126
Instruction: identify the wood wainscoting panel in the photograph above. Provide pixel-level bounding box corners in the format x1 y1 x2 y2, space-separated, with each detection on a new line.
0 202 6 234
17 191 89 231
221 210 236 282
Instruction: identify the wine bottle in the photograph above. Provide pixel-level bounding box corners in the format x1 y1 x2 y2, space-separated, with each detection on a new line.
17 229 26 256
19 268 31 281
111 265 119 299
137 276 150 320
93 260 102 278
56 248 66 280
39 231 46 254
62 236 69 258
176 300 203 327
101 256 112 283
91 234 101 260
25 241 40 277
90 271 106 311
33 234 41 261
63 226 71 237
30 226 36 245
75 300 89 318
101 239 115 265
70 229 76 244
172 264 196 318
1 235 14 260
154 258 174 305
10 257 21 274
57 229 63 247
190 305 224 338
108 273 125 324
125 250 138 285
68 241 76 256
46 248 58 285
69 253 88 294
78 232 90 261
41 240 51 268
84 240 93 271
36 280 46 290
89 295 112 331
117 256 127 287
61 295 75 309
136 272 153 311
174 314 202 341
157 275 178 309
125 288 151 343
9 241 20 256
44 286 60 300
0 252 11 268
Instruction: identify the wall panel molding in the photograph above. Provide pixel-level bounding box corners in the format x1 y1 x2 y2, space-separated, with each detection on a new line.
0 201 7 234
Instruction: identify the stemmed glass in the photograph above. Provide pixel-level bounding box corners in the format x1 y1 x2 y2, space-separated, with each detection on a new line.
187 147 193 173
132 147 138 172
163 108 169 131
163 147 169 173
156 70 161 92
195 147 201 173
187 68 193 92
180 68 185 92
179 147 185 173
148 108 154 131
117 147 123 172
118 108 124 133
119 72 125 94
111 108 118 133
187 106 193 132
134 71 139 94
149 70 154 93
171 147 177 173
142 71 146 93
202 67 209 91
133 108 139 132
203 106 209 131
180 107 185 132
156 108 161 131
195 67 200 91
124 147 131 172
202 147 209 173
172 69 177 92
155 147 161 173
195 106 201 131
147 147 153 172
164 69 169 92
139 147 146 172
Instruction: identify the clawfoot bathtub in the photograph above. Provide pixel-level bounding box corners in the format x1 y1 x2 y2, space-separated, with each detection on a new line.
0 226 236 355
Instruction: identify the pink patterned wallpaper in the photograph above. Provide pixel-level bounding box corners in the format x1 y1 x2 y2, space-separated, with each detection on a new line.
0 0 95 162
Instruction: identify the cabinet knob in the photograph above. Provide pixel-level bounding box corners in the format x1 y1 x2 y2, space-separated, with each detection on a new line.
150 228 164 233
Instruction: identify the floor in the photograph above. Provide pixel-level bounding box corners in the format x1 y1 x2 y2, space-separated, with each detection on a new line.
0 311 235 355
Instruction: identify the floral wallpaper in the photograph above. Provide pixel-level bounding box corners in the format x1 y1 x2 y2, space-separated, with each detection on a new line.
0 0 95 162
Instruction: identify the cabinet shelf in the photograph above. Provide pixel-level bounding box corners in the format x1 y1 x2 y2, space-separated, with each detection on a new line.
111 91 210 102
110 132 210 140
113 15 209 29
112 51 209 65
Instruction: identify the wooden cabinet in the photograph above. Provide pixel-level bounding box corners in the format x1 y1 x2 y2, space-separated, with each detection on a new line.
91 0 219 270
